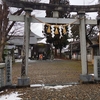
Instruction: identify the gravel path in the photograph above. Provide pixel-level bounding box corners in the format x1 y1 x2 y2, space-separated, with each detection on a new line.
1 59 100 100
12 59 82 85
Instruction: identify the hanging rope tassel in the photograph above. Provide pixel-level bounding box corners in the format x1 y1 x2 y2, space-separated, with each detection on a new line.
55 27 59 34
47 25 51 33
63 26 67 34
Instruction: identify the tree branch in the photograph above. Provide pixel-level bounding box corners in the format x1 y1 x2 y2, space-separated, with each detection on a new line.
6 8 23 36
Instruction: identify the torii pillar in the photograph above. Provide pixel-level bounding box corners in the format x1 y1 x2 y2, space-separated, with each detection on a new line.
78 11 92 82
78 12 93 82
78 11 88 75
18 9 32 86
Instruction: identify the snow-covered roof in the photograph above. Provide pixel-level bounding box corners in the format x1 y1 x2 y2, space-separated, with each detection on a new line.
8 31 44 45
37 38 46 44
5 45 15 50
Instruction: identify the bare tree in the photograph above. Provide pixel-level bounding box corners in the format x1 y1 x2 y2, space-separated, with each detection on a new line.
0 1 23 62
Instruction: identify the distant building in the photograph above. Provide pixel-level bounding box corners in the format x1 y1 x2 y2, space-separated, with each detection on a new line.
6 31 44 58
31 43 51 60
65 35 99 64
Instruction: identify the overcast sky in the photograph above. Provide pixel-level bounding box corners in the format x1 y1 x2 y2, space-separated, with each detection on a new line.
70 0 98 5
31 0 98 37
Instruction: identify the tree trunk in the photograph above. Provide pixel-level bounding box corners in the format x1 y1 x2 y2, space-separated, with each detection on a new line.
0 2 23 63
55 48 57 57
0 45 4 63
60 48 62 58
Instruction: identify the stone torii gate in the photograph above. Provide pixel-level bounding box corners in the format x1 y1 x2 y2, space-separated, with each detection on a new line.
4 0 99 86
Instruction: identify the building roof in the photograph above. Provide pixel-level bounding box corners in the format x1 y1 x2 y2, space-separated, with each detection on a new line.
8 31 44 45
37 38 46 44
5 45 15 50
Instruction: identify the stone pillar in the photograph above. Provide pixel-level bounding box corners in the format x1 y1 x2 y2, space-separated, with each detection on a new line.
78 12 88 75
94 56 100 81
18 9 32 86
5 56 12 86
78 12 93 82
0 63 5 88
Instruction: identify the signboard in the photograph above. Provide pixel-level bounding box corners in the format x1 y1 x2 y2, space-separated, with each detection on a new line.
0 68 4 87
5 56 12 86
97 59 100 78
94 56 100 80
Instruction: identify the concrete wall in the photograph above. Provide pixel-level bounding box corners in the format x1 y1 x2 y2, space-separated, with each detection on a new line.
66 54 92 62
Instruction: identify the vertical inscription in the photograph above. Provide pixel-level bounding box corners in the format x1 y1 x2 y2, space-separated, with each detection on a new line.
97 59 100 78
5 56 12 86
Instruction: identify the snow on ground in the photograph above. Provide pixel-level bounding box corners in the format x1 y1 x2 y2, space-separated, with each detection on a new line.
0 92 22 100
30 84 72 89
0 91 4 94
0 85 72 100
44 85 72 89
0 63 5 66
15 59 37 63
15 58 62 63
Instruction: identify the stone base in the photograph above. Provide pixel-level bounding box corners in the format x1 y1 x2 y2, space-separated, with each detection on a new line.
80 74 94 83
17 77 30 87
